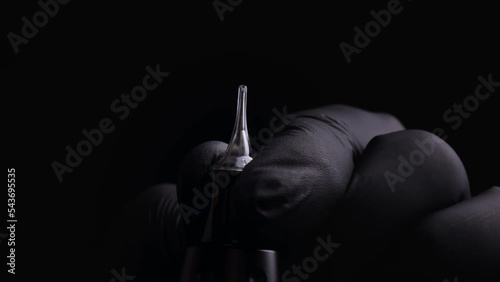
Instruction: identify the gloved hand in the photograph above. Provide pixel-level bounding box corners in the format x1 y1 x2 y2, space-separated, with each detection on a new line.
178 105 469 245
175 105 473 281
106 105 486 281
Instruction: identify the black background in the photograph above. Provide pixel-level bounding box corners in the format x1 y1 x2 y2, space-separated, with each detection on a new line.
3 0 499 281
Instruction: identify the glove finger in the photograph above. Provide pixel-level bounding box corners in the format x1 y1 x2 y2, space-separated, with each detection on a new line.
335 129 471 242
105 183 184 281
295 104 405 150
414 186 500 278
316 130 470 280
176 141 227 243
233 105 404 249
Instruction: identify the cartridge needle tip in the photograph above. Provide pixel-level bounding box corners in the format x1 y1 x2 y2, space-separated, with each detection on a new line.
211 85 253 171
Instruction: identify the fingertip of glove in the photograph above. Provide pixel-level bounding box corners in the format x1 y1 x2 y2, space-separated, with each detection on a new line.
336 129 471 241
368 129 470 199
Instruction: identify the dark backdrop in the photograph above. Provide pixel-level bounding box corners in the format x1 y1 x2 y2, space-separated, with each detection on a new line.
3 1 498 281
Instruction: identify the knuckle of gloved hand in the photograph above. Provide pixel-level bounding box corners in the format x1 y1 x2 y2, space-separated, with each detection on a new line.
379 111 405 130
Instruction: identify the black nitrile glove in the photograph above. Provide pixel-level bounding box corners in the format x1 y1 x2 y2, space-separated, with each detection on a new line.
106 105 499 281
